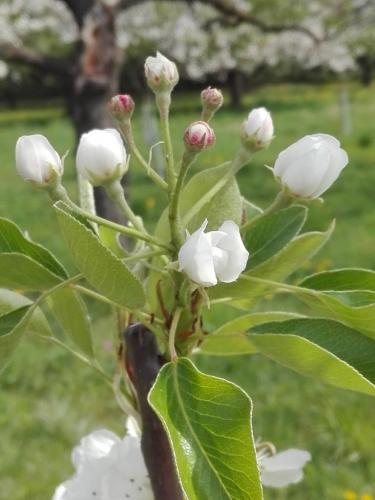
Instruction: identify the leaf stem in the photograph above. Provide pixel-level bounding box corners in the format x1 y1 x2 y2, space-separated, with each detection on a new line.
105 180 145 233
156 92 176 198
117 119 168 191
169 150 197 250
169 307 182 362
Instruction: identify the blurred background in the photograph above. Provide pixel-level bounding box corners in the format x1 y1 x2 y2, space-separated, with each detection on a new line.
0 1 374 499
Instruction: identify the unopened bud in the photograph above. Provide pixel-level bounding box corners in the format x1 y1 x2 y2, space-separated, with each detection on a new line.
109 94 135 120
15 134 63 187
241 107 274 150
144 51 179 93
201 87 223 121
76 129 127 186
184 121 215 152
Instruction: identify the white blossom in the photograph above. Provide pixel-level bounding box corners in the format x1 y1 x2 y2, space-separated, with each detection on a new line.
76 129 127 186
242 107 274 148
52 429 152 500
273 134 348 198
15 134 63 186
257 448 311 488
178 219 249 287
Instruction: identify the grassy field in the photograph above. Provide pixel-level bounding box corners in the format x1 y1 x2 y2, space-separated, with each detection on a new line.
0 83 374 500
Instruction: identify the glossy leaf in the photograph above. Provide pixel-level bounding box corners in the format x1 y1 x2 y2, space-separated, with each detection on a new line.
0 253 62 290
0 217 67 279
48 288 94 357
200 311 301 356
244 205 307 269
149 357 263 500
249 318 375 396
55 202 145 309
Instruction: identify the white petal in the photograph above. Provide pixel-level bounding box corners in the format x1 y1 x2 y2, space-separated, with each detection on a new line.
215 221 249 282
72 429 120 470
310 146 348 197
274 135 317 179
52 483 67 500
178 220 217 286
278 146 331 198
261 468 304 488
261 449 311 471
102 436 153 500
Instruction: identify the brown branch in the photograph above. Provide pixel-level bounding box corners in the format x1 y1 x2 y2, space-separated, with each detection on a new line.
124 323 184 500
0 44 70 76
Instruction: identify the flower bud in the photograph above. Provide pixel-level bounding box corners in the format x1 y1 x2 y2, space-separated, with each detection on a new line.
201 87 223 120
178 219 249 287
76 129 127 186
144 51 179 93
108 94 135 120
184 121 215 152
242 107 274 150
273 134 348 199
15 134 63 187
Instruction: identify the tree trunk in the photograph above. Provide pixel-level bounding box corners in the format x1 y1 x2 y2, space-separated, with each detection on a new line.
356 54 373 87
228 69 244 109
66 1 123 220
124 324 184 500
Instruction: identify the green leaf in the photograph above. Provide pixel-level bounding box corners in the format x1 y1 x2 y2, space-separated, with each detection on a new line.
48 288 94 357
155 163 242 240
0 289 51 337
0 217 67 279
54 202 145 309
300 268 375 292
244 206 307 270
249 318 375 396
210 223 334 308
0 302 51 372
200 312 301 356
0 253 62 290
149 357 263 500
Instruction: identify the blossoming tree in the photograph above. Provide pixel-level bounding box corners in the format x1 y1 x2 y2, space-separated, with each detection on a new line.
4 52 375 499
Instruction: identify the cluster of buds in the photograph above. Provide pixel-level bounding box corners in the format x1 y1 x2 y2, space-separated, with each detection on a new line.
15 50 349 214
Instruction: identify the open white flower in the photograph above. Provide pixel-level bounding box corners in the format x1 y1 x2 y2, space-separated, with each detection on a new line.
178 219 249 287
273 134 348 198
52 429 152 500
257 448 311 488
15 134 63 186
76 129 127 186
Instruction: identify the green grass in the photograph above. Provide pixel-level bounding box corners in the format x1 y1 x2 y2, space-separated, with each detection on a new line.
0 83 375 500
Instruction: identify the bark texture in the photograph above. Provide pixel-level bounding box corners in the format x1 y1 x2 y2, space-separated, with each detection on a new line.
124 323 184 500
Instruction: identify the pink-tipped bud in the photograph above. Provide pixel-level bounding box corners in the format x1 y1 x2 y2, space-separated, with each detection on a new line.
108 94 135 120
201 87 223 118
184 121 215 152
